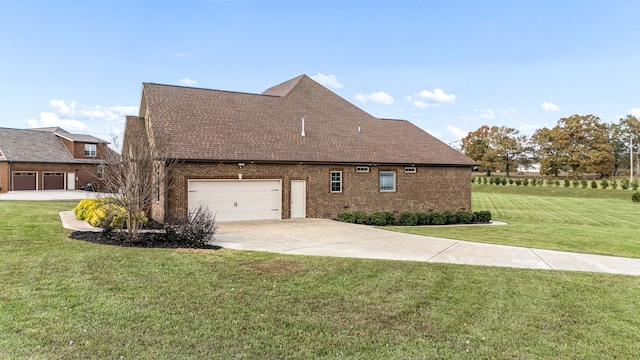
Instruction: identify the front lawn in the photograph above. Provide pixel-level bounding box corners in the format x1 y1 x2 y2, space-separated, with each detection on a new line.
388 184 640 258
1 200 640 359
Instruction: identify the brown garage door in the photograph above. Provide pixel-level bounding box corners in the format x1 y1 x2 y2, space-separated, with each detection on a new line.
44 172 65 190
12 172 37 190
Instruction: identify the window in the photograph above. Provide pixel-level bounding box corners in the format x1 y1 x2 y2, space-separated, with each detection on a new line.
356 166 370 173
330 171 342 193
379 171 396 192
84 144 97 157
97 165 104 180
404 167 416 173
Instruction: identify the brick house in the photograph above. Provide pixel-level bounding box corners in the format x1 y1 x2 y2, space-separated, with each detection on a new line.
0 127 111 192
124 74 476 222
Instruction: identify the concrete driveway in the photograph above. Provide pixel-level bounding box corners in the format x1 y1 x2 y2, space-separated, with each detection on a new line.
214 218 640 276
0 190 108 200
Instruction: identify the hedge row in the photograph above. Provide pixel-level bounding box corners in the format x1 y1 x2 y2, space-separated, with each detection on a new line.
474 176 640 190
338 210 491 226
74 197 147 229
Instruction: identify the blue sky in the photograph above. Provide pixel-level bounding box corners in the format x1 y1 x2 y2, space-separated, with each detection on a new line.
1 0 640 147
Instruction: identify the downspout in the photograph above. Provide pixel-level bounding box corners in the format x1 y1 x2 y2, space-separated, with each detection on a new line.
7 161 11 192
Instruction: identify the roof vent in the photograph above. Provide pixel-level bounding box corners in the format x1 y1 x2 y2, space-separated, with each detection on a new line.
301 118 305 137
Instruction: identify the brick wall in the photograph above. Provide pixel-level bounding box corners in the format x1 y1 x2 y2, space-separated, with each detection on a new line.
157 162 471 222
6 162 104 191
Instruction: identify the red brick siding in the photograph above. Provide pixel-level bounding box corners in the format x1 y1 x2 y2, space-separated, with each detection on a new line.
157 162 471 222
8 162 104 191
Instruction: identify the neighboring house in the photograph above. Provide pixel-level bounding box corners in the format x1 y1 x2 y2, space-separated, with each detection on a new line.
0 127 112 192
124 74 476 223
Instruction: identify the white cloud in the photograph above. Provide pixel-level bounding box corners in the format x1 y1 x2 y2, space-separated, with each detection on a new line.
417 89 456 103
27 112 86 131
425 128 444 138
630 108 640 117
311 73 344 89
179 78 197 86
26 99 137 143
447 125 468 139
49 99 76 114
406 88 456 108
541 101 561 112
354 91 394 105
480 108 495 120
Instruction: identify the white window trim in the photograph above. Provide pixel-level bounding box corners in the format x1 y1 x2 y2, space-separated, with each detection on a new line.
330 171 342 193
379 171 396 192
84 144 97 157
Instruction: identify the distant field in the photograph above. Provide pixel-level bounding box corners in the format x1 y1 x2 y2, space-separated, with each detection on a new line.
388 184 640 258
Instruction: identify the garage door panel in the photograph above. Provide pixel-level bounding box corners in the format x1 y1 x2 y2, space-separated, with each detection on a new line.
12 172 37 191
188 180 281 222
44 172 65 190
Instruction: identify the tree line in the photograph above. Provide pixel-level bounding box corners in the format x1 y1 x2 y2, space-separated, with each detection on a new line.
460 114 640 177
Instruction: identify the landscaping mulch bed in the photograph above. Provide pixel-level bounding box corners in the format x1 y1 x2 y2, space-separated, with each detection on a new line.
69 230 221 249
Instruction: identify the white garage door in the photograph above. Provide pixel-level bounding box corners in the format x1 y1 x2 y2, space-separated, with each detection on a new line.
188 179 282 222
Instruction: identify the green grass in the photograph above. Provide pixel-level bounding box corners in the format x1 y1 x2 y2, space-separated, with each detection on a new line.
2 200 640 358
388 184 640 258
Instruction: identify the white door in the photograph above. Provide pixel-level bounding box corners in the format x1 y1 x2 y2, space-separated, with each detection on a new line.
188 179 281 222
290 180 306 218
67 172 75 190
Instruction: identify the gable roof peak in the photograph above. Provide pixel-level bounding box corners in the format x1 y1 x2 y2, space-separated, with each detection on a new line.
261 74 310 97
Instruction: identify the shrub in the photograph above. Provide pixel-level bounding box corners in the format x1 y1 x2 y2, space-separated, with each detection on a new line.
482 177 488 184
523 178 529 186
74 198 99 220
471 177 477 183
515 179 522 186
621 179 630 190
564 179 570 187
601 179 609 189
530 178 537 187
164 204 217 248
442 211 457 224
591 180 598 189
369 211 395 226
74 197 138 229
508 178 514 185
633 191 640 203
416 211 430 225
546 179 554 187
572 179 579 188
474 211 492 223
581 179 588 188
399 212 418 226
554 180 560 187
430 212 446 225
632 180 639 191
456 210 474 224
612 180 618 189
338 211 368 224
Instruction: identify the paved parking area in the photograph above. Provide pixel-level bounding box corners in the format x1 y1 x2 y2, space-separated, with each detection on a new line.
214 218 640 276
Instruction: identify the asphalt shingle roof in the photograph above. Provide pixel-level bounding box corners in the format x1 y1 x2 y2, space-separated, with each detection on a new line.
140 75 476 166
0 127 104 163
